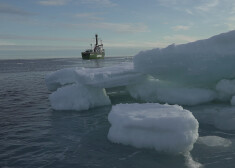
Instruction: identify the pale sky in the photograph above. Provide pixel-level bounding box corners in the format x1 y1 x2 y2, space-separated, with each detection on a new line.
0 0 235 58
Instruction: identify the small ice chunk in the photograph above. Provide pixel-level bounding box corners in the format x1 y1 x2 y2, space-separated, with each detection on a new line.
197 136 232 147
49 84 111 111
107 103 199 153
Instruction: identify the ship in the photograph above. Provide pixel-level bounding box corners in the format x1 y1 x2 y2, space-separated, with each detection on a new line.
81 34 105 59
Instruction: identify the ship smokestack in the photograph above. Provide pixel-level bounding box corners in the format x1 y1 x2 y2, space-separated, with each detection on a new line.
95 34 98 46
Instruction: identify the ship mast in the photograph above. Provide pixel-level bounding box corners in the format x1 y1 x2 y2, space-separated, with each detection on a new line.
95 34 98 46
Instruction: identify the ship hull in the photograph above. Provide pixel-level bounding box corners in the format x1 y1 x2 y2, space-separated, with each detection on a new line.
82 52 105 59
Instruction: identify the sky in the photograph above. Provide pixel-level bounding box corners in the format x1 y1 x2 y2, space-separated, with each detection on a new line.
0 0 235 59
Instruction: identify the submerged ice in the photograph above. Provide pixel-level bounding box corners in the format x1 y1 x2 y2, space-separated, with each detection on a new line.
197 136 232 147
188 104 235 131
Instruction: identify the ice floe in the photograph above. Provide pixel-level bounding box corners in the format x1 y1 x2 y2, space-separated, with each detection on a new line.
49 83 110 111
46 62 144 91
107 103 199 153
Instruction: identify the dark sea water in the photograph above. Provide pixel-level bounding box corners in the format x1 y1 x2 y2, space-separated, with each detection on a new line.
0 57 235 168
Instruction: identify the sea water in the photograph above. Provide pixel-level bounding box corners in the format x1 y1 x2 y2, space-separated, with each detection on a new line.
1 57 235 168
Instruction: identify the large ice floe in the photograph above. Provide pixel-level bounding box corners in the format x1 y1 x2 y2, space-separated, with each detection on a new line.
134 30 235 87
107 103 199 153
128 30 235 105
